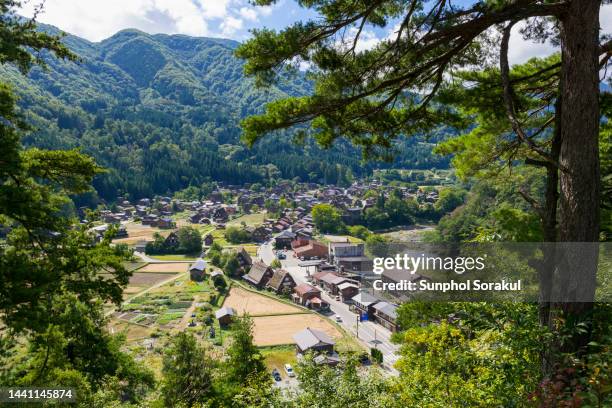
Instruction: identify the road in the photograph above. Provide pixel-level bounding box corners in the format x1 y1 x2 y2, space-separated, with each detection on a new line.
257 242 400 374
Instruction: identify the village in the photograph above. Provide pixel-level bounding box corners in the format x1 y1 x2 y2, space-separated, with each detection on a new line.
97 177 450 386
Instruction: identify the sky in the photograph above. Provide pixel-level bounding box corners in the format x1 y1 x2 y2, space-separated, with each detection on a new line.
19 0 612 66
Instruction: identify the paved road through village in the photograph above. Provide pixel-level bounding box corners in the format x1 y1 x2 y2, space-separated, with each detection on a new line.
258 242 400 374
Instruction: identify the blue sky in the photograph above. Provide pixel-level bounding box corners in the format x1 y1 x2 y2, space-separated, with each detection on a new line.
19 0 315 41
19 0 611 65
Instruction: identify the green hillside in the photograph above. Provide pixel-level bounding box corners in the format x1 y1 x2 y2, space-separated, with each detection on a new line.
2 25 451 201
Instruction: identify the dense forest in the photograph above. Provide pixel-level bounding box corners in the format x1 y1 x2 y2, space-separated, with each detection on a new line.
2 0 611 407
1 24 451 202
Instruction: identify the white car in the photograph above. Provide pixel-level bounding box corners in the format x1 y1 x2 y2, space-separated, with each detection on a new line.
335 315 343 323
284 363 295 377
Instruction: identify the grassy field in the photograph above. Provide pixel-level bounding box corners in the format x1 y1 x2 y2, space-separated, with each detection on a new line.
227 212 265 227
206 228 228 246
109 321 154 341
224 244 258 255
380 225 435 243
335 332 365 353
124 261 147 271
149 254 200 261
320 234 364 244
261 345 297 375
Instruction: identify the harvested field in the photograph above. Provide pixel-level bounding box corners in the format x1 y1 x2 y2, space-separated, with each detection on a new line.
129 272 181 287
138 263 189 273
223 287 303 316
109 321 154 341
124 286 143 295
252 314 341 346
112 222 172 245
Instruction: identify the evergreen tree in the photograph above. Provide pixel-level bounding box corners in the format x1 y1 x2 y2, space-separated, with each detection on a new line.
226 316 266 384
237 0 609 362
0 1 150 397
161 332 214 407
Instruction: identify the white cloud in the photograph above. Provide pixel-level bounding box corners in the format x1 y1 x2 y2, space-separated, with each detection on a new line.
198 0 230 19
507 5 611 65
601 5 612 34
221 16 243 36
17 0 268 41
239 7 258 22
507 21 557 65
353 30 381 52
335 27 382 53
19 0 210 40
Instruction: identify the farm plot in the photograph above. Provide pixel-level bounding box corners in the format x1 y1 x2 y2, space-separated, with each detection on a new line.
129 272 180 287
123 272 182 296
252 314 342 346
223 287 303 316
112 222 172 245
227 213 265 227
109 320 154 341
138 263 190 273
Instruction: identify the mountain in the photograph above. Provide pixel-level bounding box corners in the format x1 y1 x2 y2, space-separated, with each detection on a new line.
1 25 451 201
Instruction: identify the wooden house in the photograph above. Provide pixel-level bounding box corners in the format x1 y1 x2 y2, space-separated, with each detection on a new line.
266 269 296 295
243 261 274 288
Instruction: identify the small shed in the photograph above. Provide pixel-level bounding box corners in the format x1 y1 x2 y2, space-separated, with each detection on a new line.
215 307 236 327
189 259 207 281
337 282 360 302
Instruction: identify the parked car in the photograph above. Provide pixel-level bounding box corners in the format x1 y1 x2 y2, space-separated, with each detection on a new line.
271 369 281 381
335 315 343 323
277 252 286 260
191 313 196 318
358 353 371 365
334 295 341 301
284 364 295 377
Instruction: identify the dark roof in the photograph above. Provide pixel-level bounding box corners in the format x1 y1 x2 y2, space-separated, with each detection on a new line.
294 283 320 297
337 282 359 291
189 259 206 272
275 230 296 239
320 273 344 285
293 327 335 351
236 247 252 264
312 271 335 281
351 291 379 306
266 269 294 291
244 261 272 285
215 307 236 319
373 302 398 320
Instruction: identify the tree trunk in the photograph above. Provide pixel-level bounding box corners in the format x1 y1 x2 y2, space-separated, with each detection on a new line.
555 0 601 352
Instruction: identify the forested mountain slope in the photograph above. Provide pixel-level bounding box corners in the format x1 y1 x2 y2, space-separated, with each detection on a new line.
1 25 451 201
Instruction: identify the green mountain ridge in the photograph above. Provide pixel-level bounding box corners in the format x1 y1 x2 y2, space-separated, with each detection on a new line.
2 24 450 201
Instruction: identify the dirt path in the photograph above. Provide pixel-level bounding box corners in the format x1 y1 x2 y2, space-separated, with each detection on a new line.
178 296 198 330
105 272 188 317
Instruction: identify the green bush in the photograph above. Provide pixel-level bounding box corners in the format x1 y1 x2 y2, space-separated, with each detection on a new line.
371 348 383 364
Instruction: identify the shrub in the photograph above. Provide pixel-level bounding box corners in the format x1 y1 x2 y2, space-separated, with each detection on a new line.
371 348 383 364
